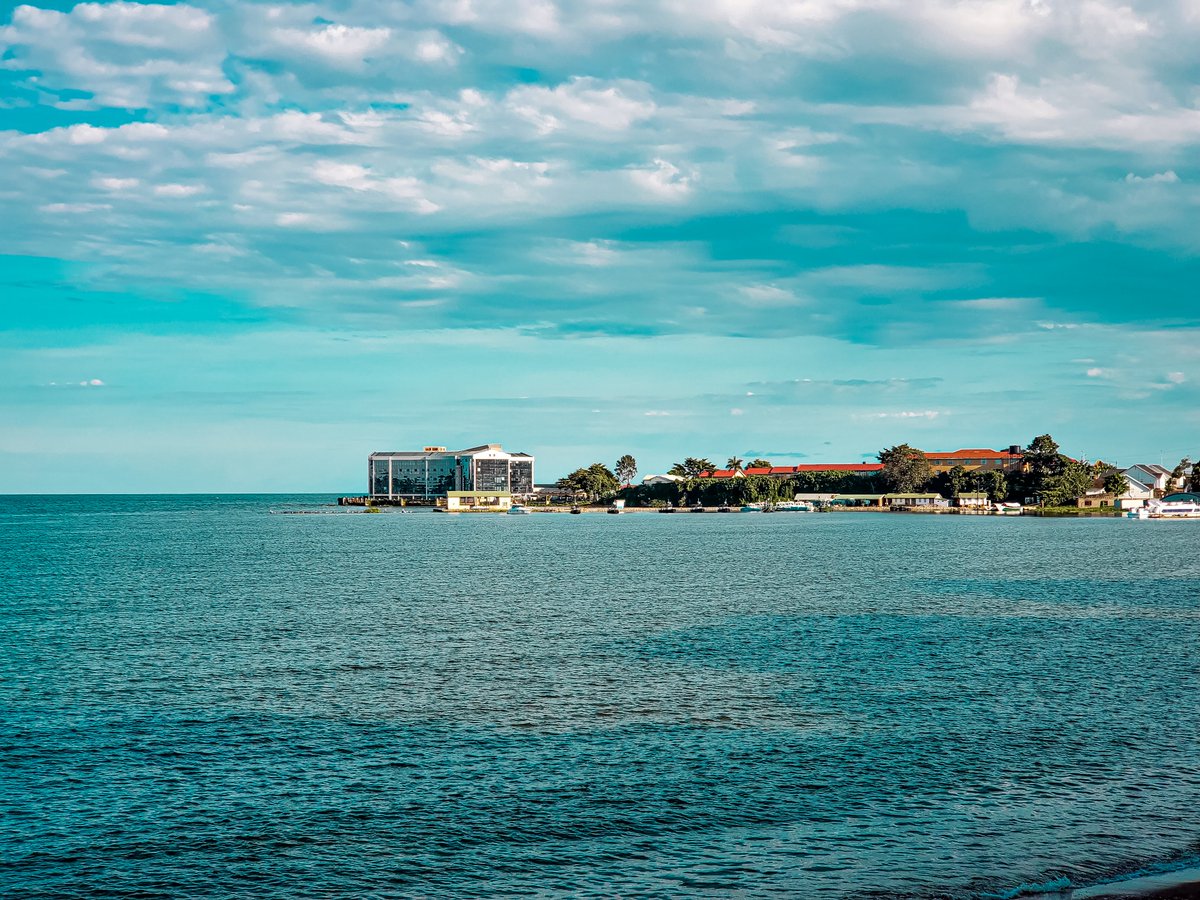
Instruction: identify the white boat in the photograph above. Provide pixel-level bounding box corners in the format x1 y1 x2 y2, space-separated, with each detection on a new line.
776 501 814 512
740 503 762 512
993 502 1022 515
1142 494 1200 518
507 505 531 515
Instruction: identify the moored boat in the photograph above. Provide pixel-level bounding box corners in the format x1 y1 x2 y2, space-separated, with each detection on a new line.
507 504 531 515
1142 493 1200 518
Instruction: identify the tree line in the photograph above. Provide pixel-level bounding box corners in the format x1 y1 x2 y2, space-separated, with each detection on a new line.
554 437 1199 507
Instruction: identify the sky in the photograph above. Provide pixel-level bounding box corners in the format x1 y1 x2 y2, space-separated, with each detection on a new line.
1 0 1198 492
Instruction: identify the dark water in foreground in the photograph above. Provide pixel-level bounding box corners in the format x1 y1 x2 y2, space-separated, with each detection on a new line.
2 495 1200 899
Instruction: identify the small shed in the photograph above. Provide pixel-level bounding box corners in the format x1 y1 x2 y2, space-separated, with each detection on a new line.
886 493 946 508
954 492 990 508
445 490 513 511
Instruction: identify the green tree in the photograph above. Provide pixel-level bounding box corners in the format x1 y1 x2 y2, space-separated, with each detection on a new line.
946 464 969 497
557 463 620 502
748 458 773 469
726 456 744 471
1042 459 1095 506
1170 457 1192 493
878 444 933 493
615 454 638 485
669 457 715 478
1024 434 1065 478
972 469 1008 502
1093 461 1126 495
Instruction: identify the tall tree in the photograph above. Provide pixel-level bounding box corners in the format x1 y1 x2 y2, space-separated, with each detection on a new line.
557 463 620 502
615 454 637 485
669 457 716 478
1042 459 1095 506
1024 434 1065 478
1093 461 1126 496
726 456 744 471
748 459 772 469
877 445 933 493
1170 457 1193 493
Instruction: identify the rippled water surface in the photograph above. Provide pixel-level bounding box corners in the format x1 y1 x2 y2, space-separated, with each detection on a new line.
3 495 1200 898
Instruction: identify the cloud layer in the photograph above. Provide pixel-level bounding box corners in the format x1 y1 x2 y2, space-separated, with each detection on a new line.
2 0 1198 488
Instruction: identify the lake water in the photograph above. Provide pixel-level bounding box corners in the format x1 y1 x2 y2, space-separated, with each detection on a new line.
3 495 1199 899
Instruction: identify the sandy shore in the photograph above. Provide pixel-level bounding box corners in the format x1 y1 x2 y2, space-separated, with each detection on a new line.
1030 868 1200 899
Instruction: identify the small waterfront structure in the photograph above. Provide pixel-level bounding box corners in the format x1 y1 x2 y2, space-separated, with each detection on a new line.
886 493 946 509
1077 492 1115 509
369 444 534 501
954 492 990 508
445 491 513 512
830 494 886 507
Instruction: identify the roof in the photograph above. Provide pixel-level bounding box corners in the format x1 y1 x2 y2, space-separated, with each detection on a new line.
792 463 884 472
955 492 989 498
925 448 1022 460
698 469 744 478
743 467 772 476
1129 463 1171 476
446 490 512 497
885 493 943 499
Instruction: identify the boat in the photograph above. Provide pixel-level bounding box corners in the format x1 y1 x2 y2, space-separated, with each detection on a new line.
690 504 706 513
608 499 625 515
570 506 583 515
740 503 761 513
1141 493 1200 518
776 501 814 512
993 502 1022 515
717 506 733 513
507 505 531 515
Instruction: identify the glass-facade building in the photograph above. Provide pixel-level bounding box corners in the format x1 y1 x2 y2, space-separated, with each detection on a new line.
368 445 535 500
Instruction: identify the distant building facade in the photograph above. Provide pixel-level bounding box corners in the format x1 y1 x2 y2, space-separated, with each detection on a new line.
369 444 534 500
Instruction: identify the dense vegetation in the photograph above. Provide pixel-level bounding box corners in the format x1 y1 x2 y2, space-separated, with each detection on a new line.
555 437 1197 507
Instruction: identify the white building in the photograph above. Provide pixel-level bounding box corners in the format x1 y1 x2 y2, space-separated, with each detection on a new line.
369 444 534 500
641 474 683 485
1124 464 1174 495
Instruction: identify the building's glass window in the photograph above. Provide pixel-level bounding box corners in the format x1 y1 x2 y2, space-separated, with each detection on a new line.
510 460 534 495
476 458 510 491
372 460 390 495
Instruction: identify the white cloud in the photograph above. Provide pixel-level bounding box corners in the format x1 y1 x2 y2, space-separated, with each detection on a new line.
269 24 393 69
507 78 656 134
1087 367 1107 377
1125 171 1180 184
154 183 204 197
629 158 693 199
1 1 231 108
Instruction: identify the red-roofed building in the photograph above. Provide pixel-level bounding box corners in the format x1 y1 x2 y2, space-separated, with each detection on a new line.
924 448 1023 473
743 467 772 476
697 469 745 479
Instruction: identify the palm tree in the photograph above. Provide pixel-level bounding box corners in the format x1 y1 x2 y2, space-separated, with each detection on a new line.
726 456 744 471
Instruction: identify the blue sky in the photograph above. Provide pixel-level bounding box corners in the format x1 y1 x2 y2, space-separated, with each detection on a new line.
1 0 1198 492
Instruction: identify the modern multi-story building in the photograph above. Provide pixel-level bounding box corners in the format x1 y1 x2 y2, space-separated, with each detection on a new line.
369 444 535 500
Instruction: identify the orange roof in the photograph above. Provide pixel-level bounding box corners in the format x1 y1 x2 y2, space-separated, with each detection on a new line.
743 467 772 475
698 469 741 478
792 463 883 472
926 448 1022 460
